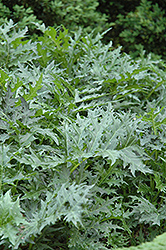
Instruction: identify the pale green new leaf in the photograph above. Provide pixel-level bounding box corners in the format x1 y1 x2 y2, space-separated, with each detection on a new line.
0 190 27 246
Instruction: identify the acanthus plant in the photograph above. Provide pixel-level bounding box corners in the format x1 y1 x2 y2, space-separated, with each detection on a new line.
0 20 166 249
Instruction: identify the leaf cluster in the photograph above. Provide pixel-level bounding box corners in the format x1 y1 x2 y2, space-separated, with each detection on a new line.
0 0 108 38
0 21 166 249
116 0 166 58
116 232 166 250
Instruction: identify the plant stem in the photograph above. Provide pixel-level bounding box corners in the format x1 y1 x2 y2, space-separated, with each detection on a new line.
98 161 116 186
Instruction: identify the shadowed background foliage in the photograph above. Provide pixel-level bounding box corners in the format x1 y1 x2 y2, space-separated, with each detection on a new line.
1 0 166 58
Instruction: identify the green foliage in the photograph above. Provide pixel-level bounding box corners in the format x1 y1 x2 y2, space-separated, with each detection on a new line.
0 20 166 249
116 0 166 58
0 0 108 38
0 190 27 246
97 0 140 45
116 232 166 250
36 0 108 33
0 1 41 38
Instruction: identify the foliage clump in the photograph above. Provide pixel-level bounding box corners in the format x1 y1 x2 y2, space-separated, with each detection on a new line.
0 20 166 249
115 0 166 58
116 232 166 250
0 0 108 37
